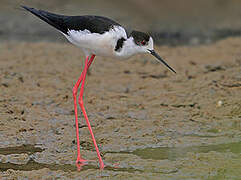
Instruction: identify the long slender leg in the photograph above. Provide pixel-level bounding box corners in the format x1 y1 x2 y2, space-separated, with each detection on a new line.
78 56 105 169
73 55 95 164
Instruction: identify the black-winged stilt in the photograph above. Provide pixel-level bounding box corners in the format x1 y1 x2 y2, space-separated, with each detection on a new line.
22 5 176 170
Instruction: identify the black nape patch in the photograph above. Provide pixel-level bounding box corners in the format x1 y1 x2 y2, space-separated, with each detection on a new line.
130 31 150 45
115 37 126 52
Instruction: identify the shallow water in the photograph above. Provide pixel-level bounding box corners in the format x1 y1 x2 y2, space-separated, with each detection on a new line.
130 142 241 160
0 144 43 155
1 142 240 174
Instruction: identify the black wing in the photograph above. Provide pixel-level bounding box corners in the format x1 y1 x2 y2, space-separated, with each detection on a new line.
22 6 122 35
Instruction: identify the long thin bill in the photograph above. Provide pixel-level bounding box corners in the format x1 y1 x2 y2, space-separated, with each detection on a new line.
149 50 176 73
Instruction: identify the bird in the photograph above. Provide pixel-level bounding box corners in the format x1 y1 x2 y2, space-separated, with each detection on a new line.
22 5 176 170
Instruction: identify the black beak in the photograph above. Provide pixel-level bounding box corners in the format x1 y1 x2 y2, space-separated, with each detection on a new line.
148 49 176 73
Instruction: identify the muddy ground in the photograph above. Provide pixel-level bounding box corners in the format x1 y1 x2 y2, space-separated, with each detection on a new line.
0 37 241 179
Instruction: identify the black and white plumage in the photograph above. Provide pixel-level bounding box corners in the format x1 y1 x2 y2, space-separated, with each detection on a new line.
22 6 176 170
22 6 176 73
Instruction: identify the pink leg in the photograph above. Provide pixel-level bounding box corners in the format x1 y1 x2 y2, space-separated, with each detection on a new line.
78 56 105 169
73 55 95 164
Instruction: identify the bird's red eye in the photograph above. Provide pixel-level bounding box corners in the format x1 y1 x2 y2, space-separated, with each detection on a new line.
141 40 146 45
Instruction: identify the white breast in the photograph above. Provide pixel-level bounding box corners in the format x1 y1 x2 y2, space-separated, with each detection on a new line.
63 26 127 57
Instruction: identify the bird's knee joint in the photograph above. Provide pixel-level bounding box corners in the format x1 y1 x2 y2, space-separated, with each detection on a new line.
78 98 84 106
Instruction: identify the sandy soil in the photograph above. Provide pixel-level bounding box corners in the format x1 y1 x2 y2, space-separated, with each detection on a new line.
0 37 241 179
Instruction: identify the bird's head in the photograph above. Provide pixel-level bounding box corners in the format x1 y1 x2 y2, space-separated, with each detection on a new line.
130 31 176 73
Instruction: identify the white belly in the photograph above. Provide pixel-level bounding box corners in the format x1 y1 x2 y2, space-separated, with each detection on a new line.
63 26 127 57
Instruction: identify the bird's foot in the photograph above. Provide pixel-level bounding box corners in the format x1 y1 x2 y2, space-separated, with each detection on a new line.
76 157 95 164
76 158 105 170
75 157 95 171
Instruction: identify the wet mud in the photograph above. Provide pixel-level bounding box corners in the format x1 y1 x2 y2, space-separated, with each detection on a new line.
0 37 241 179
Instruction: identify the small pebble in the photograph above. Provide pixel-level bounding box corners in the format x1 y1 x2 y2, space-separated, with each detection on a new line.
217 100 223 107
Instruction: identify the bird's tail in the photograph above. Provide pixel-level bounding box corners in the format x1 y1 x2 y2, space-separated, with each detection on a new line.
21 6 67 34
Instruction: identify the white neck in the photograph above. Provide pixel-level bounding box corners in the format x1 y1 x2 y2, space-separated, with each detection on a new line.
115 37 143 59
